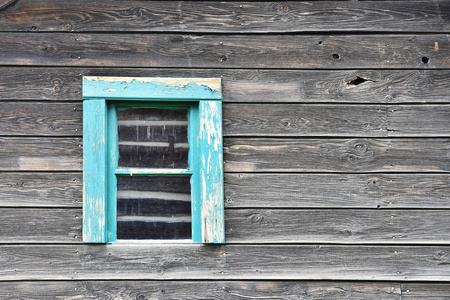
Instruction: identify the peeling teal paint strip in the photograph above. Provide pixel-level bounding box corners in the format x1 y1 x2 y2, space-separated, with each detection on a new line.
189 105 202 242
106 103 118 242
199 101 224 243
83 77 222 101
83 99 107 243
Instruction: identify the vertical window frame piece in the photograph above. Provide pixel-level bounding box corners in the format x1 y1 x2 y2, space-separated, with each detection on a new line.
82 77 224 244
82 99 107 243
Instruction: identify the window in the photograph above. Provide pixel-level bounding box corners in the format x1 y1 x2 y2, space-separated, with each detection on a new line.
82 77 224 244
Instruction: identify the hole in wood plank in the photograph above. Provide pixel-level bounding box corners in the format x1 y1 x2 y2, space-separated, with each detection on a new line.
347 76 368 86
332 53 340 59
422 56 429 64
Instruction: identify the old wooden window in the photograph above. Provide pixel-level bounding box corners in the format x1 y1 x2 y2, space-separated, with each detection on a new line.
82 77 224 244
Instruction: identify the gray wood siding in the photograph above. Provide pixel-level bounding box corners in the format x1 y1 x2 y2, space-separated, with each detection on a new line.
0 0 449 298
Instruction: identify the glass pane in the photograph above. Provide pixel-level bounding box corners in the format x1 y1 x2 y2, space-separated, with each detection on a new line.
117 107 189 168
116 176 191 240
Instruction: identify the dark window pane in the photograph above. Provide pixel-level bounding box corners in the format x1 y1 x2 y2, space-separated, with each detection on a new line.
116 176 191 240
117 107 189 168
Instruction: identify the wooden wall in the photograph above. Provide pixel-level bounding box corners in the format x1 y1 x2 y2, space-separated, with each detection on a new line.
0 0 449 298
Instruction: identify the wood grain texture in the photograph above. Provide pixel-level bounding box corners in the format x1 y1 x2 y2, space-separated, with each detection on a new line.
1 33 448 68
1 173 446 209
402 283 450 299
0 280 402 299
225 104 450 137
224 138 450 173
6 207 449 244
224 173 450 209
0 208 81 243
1 244 450 280
0 137 82 171
0 102 82 136
225 209 450 244
4 103 450 138
224 104 387 137
4 137 447 172
1 68 449 104
387 105 450 137
1 1 449 33
0 172 81 207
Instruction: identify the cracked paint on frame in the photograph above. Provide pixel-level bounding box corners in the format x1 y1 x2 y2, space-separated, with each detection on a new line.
83 76 222 101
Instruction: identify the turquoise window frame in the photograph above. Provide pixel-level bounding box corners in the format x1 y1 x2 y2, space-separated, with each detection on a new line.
82 77 224 244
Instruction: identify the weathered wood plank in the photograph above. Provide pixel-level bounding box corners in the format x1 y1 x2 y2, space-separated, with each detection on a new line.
1 1 449 33
6 207 449 244
402 283 450 299
1 68 449 104
0 208 81 243
4 103 450 138
2 137 449 172
0 172 81 207
226 209 450 244
224 138 450 173
0 102 82 136
0 280 402 300
0 173 446 209
1 244 450 280
224 104 388 137
0 137 82 171
1 33 448 68
387 105 450 137
3 137 449 172
225 173 450 209
225 104 450 137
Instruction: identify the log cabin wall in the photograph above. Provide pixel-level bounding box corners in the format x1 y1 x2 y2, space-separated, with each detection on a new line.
0 0 449 298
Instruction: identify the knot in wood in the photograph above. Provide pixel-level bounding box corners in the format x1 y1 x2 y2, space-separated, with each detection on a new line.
131 8 143 18
51 78 63 86
63 23 73 31
40 43 54 53
249 213 263 223
343 140 374 164
278 3 289 13
136 294 147 300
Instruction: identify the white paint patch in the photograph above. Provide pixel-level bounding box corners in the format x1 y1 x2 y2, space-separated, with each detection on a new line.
115 168 192 175
118 141 189 148
117 190 191 201
117 216 191 223
118 120 189 126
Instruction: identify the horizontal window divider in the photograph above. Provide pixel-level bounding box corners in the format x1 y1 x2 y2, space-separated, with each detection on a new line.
114 168 193 176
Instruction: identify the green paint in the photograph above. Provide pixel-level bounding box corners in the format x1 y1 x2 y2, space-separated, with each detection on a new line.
188 105 202 242
82 77 223 244
82 99 107 243
199 101 225 243
106 103 118 242
83 77 222 101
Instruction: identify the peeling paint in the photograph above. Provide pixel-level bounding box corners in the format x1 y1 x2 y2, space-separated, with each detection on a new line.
198 100 225 243
83 76 222 100
83 78 223 244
